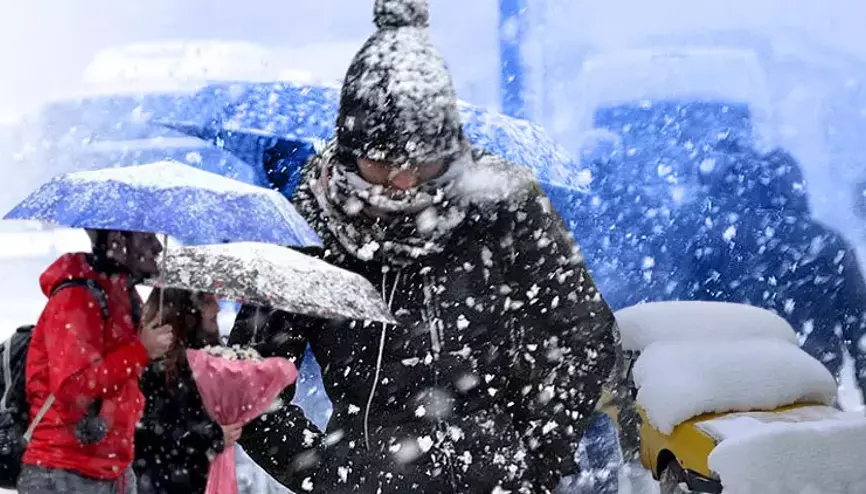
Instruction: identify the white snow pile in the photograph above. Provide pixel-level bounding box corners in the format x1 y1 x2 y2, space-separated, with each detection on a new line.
709 416 866 494
615 301 798 352
633 338 837 434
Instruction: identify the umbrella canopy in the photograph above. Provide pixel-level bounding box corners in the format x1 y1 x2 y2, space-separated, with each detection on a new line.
4 159 322 247
145 242 395 324
157 81 589 192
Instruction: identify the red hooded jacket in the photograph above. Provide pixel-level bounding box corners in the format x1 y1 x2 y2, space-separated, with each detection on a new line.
23 253 151 480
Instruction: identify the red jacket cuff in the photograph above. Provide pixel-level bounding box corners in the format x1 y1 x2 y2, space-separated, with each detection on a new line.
121 340 152 373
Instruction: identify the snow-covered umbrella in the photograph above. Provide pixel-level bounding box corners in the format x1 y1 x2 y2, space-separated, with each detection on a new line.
3 159 322 247
144 242 396 324
4 159 324 320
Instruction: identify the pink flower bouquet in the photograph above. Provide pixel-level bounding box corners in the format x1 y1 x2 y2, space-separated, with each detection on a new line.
187 345 298 494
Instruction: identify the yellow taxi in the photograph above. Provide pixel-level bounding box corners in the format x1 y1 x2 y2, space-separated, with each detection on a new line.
638 402 848 493
608 301 859 493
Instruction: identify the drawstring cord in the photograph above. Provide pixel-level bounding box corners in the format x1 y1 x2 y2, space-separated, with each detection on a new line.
364 270 401 450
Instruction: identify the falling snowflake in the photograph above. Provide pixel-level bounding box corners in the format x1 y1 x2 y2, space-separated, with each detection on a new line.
417 435 434 453
456 314 470 330
300 477 314 492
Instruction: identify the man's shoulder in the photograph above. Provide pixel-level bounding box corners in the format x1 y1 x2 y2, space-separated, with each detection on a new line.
453 150 542 211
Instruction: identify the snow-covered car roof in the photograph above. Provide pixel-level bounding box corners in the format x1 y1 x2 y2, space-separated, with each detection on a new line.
615 301 799 352
634 338 838 435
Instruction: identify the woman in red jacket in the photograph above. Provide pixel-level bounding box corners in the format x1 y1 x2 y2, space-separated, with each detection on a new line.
18 229 173 494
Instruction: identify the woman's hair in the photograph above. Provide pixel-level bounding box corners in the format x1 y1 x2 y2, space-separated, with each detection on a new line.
144 288 218 384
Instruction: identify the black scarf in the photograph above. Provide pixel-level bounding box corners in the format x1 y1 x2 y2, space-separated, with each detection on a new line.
310 142 470 265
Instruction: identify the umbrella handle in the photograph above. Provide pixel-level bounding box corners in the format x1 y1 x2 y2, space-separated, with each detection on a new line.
158 234 168 324
253 308 260 340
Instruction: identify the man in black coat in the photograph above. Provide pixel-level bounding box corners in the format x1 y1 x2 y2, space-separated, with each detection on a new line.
230 0 616 492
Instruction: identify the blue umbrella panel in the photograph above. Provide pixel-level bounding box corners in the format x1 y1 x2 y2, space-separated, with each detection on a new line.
4 159 322 248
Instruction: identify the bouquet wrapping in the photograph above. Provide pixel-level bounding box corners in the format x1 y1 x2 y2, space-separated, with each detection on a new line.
187 346 297 494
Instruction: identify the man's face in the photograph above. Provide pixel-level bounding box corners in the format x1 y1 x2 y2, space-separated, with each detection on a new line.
108 231 163 278
357 158 446 192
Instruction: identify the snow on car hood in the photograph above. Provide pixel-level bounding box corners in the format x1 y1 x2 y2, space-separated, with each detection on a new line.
695 405 857 442
708 411 866 494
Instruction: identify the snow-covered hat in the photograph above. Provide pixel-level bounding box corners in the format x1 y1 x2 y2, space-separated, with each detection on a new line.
335 0 466 166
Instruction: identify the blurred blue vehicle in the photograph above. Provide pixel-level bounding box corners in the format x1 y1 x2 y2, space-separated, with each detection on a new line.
577 98 756 310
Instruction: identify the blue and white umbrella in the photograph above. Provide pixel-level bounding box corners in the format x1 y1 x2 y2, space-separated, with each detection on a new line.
157 81 590 214
4 159 322 248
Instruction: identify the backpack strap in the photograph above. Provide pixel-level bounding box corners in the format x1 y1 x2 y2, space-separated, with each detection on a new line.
23 395 53 443
0 338 11 412
50 279 110 322
0 327 33 412
22 279 110 443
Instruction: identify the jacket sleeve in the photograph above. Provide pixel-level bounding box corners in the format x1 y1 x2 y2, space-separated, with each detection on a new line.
227 304 268 346
502 187 617 491
181 412 225 461
176 362 226 460
230 307 325 491
43 287 150 405
136 364 225 485
834 246 866 397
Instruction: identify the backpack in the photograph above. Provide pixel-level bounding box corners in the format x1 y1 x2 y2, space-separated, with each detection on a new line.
0 279 109 487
